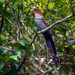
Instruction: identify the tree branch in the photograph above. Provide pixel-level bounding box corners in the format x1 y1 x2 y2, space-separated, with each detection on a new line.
0 16 4 33
69 0 75 15
37 14 73 34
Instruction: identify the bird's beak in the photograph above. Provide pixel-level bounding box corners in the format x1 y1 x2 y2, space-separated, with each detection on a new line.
31 9 33 12
31 8 34 12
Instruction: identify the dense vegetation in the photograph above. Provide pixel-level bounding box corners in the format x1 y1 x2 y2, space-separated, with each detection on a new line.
0 0 75 75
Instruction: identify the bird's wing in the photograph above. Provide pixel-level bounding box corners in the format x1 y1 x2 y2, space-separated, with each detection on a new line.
42 17 49 27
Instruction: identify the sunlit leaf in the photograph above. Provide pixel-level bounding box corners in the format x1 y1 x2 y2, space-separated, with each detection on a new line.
6 55 19 63
0 0 5 2
72 45 75 49
71 22 75 28
1 47 9 54
65 44 69 47
19 41 25 46
48 3 55 9
14 49 21 58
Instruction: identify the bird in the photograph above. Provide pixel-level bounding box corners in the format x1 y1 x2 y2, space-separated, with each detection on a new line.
33 8 60 69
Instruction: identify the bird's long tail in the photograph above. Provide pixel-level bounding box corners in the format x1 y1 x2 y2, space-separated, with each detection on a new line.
43 31 60 69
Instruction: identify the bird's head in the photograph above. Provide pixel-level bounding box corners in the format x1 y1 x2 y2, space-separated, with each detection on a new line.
33 8 43 17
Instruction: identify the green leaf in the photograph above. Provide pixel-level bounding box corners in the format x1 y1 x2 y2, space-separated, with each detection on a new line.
0 62 4 70
0 55 6 62
14 49 21 58
14 2 20 7
5 55 19 63
0 0 5 2
9 55 19 62
19 41 25 46
3 3 5 7
0 50 3 55
71 22 75 28
48 3 55 9
1 47 9 54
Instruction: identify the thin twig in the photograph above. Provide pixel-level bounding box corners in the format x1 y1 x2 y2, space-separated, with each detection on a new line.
34 63 53 75
6 17 17 27
30 31 37 45
44 68 53 75
69 0 75 15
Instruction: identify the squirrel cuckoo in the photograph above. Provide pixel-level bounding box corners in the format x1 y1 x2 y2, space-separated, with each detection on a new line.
33 8 60 69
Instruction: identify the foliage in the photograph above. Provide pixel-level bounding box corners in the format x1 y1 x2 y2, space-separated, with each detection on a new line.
0 0 75 75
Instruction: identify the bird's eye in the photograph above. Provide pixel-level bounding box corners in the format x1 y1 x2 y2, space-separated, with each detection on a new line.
34 9 36 11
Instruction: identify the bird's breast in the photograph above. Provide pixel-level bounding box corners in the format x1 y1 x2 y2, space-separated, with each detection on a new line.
35 18 47 30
